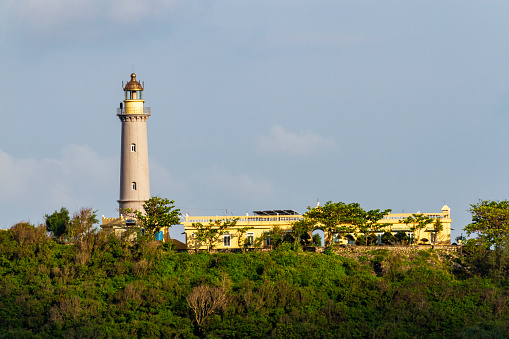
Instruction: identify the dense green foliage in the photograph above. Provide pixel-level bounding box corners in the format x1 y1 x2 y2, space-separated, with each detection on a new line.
45 207 70 239
297 202 392 247
464 199 509 280
125 197 181 236
299 201 364 246
1 226 508 338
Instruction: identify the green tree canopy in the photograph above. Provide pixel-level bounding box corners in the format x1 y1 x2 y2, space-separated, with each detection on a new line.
465 200 509 249
464 199 509 278
394 231 410 245
302 201 363 247
356 208 391 246
125 196 181 236
432 218 444 245
381 231 395 245
400 213 433 245
44 207 70 239
292 218 316 247
192 219 237 252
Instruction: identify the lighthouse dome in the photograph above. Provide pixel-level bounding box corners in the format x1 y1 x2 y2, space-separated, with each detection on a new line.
123 73 143 91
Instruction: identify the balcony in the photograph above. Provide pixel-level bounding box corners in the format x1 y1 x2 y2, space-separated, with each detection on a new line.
116 107 151 115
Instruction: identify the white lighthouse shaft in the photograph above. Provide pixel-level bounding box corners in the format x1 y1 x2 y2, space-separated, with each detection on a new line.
117 73 151 215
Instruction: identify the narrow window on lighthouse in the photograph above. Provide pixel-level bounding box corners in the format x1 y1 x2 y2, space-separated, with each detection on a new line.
132 182 137 190
131 144 136 152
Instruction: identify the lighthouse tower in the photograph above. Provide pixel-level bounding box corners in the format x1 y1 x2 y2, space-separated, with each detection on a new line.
117 73 151 215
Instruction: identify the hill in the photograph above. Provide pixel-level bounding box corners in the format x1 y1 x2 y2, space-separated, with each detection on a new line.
0 226 507 338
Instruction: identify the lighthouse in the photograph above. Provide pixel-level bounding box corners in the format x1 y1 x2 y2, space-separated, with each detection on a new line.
117 73 151 215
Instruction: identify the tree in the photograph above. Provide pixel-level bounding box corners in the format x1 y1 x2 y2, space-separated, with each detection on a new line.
187 274 230 327
67 207 99 265
292 218 315 247
381 231 395 245
125 196 181 237
464 199 509 278
234 226 253 253
465 200 509 249
67 207 99 244
255 226 284 249
10 222 48 247
355 234 377 246
312 233 322 246
302 201 361 247
394 231 410 245
400 213 433 245
193 219 237 252
431 218 443 245
45 207 70 239
356 208 391 246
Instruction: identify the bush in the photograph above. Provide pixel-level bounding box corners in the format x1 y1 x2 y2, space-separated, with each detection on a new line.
1 234 508 338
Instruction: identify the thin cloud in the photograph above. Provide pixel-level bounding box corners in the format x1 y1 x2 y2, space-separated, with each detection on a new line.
268 33 365 50
199 166 275 204
257 125 337 156
0 145 116 217
6 0 185 43
149 159 189 198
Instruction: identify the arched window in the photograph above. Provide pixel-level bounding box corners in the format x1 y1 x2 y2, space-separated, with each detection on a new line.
132 182 137 190
131 144 136 152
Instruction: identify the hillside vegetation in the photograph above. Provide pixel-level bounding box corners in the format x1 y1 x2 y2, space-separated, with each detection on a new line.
0 225 508 338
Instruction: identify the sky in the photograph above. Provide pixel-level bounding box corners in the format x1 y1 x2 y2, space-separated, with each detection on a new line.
2 0 509 242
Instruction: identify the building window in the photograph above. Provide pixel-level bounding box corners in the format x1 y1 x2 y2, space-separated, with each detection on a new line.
247 232 254 246
266 235 271 246
407 232 413 243
223 234 231 247
132 182 137 190
131 144 136 152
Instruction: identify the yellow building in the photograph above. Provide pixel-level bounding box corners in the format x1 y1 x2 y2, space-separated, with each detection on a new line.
183 205 452 250
372 205 452 245
184 210 301 250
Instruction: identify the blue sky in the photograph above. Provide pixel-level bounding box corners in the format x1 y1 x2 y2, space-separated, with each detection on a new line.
2 0 509 242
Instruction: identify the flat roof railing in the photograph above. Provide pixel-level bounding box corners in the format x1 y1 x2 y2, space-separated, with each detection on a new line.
185 215 304 224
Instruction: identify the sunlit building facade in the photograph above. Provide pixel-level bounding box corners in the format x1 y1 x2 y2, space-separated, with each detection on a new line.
183 205 452 250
